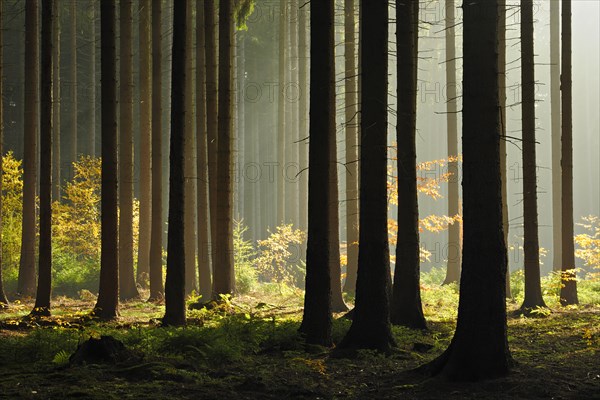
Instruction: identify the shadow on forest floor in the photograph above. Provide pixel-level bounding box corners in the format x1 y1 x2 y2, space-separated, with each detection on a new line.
0 293 598 399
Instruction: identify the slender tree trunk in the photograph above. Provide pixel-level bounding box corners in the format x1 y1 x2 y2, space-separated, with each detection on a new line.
18 0 39 298
119 0 140 301
184 0 197 295
69 0 77 170
149 0 165 300
422 0 513 380
0 0 9 307
299 0 334 347
163 0 188 327
52 0 61 202
196 0 212 301
343 0 359 295
298 1 308 231
33 0 54 316
205 0 218 275
212 0 234 298
550 0 562 272
519 0 546 312
560 0 578 306
498 0 511 298
137 0 152 288
89 5 96 157
94 0 119 320
390 0 426 330
338 0 395 352
277 0 287 224
288 0 299 227
443 0 461 286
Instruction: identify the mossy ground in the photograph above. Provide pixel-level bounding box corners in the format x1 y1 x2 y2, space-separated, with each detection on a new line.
0 285 598 399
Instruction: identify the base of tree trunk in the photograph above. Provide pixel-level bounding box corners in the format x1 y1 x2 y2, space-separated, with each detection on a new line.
29 306 51 317
331 299 349 313
390 311 427 330
69 336 139 365
514 304 550 317
90 307 119 321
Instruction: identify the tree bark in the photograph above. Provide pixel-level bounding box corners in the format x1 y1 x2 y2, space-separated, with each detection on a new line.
298 0 308 231
560 0 578 306
163 0 188 327
390 0 426 330
338 0 395 352
52 0 61 202
137 0 152 288
422 0 513 380
18 0 39 298
88 4 97 157
149 0 165 301
93 0 119 320
550 0 562 272
68 0 77 171
212 0 235 298
277 0 287 224
443 0 461 286
32 0 54 316
0 0 9 306
299 0 334 347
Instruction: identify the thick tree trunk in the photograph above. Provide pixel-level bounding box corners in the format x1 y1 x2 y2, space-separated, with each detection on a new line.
33 0 54 316
0 0 9 307
212 0 235 298
18 0 39 298
560 0 578 306
277 0 287 224
299 0 334 347
338 0 395 352
94 0 119 320
422 0 513 380
184 0 197 295
205 0 218 275
149 0 165 300
52 0 61 202
390 0 426 330
137 0 152 288
163 0 188 327
519 0 546 312
443 0 461 286
298 2 308 231
119 0 140 301
196 0 212 301
550 0 562 272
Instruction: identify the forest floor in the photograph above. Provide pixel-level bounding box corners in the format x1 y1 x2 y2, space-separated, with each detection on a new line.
0 289 598 400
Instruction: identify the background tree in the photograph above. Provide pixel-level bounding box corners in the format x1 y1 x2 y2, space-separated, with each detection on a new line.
298 0 308 231
0 0 9 307
93 0 119 320
18 0 39 297
52 0 61 202
519 0 546 312
339 0 395 352
68 0 77 171
390 0 426 330
299 0 333 347
32 0 54 316
422 0 512 380
276 0 287 224
442 0 461 285
196 0 212 300
163 0 188 327
137 0 152 288
213 0 234 298
550 0 561 272
119 0 140 301
149 0 165 301
343 0 359 295
560 0 578 306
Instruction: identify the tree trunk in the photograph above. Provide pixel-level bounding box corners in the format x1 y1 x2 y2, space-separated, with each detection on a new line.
149 0 165 300
338 0 395 352
212 0 235 298
68 0 77 171
94 0 119 320
422 0 513 380
52 0 61 202
18 0 39 298
390 0 426 330
89 5 96 157
287 0 299 227
443 0 461 286
550 0 562 272
137 0 152 288
205 0 218 275
299 0 334 347
343 0 359 295
163 0 188 327
519 0 546 312
196 0 212 301
298 1 308 231
0 0 8 307
277 0 287 224
183 0 197 295
560 0 578 306
33 0 54 316
119 0 140 301
498 0 511 298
